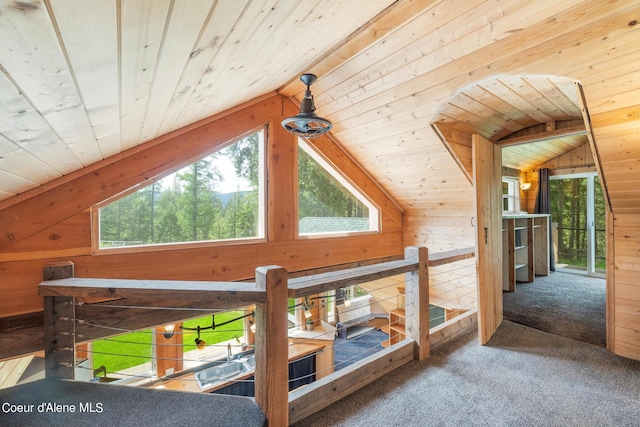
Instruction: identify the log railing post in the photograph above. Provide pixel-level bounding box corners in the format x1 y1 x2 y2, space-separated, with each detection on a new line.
254 265 289 426
42 261 76 379
404 246 430 360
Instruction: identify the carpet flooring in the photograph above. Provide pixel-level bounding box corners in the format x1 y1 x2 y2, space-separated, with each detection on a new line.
0 377 266 427
333 329 387 370
293 321 640 427
503 271 606 346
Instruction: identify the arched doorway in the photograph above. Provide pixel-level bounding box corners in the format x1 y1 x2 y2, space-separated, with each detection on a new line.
430 74 608 346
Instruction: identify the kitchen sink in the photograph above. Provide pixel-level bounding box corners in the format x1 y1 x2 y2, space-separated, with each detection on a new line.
244 355 255 368
194 360 252 390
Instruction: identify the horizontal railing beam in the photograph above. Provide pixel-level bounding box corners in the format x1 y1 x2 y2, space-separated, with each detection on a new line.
38 277 265 306
428 247 475 267
0 313 45 360
429 309 477 350
288 340 415 424
287 260 418 298
287 247 475 297
74 301 220 341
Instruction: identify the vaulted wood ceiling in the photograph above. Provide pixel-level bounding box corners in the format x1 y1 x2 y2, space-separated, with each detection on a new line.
1 0 639 216
431 74 588 175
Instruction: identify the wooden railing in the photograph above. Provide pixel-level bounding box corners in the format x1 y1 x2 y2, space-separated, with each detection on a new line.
38 246 475 426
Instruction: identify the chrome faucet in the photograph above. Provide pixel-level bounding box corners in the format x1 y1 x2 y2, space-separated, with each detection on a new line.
227 342 233 362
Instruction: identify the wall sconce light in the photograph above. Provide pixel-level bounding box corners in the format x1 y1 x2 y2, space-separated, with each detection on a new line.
163 324 175 339
520 182 532 191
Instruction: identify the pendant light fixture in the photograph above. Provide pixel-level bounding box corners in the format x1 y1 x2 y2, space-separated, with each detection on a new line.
180 311 256 348
281 73 332 138
194 326 206 350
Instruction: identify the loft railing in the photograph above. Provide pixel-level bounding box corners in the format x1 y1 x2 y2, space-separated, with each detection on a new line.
287 246 476 423
38 246 475 426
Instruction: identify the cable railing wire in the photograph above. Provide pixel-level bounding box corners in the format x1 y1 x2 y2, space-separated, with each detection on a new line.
75 303 232 312
59 258 472 395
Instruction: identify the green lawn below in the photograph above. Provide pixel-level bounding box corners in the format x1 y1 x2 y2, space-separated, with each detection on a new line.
92 310 245 374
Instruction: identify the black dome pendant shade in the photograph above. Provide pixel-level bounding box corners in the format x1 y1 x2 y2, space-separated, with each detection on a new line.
281 73 332 138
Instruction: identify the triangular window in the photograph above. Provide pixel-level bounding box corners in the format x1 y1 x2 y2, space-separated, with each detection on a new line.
298 139 379 235
98 130 265 248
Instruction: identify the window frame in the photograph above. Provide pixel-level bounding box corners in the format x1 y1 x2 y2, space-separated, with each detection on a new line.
297 138 380 238
502 177 520 214
92 128 267 254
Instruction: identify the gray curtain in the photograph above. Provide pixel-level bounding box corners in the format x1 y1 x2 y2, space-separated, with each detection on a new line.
534 168 555 271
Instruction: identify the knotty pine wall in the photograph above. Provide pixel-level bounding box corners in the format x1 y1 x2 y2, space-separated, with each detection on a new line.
611 213 640 359
401 138 477 315
0 96 403 319
592 111 640 359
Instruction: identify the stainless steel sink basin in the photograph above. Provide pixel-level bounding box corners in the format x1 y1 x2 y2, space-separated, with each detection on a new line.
232 349 255 360
244 355 255 368
194 360 252 390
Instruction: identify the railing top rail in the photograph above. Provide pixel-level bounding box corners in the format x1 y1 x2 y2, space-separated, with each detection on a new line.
288 259 418 298
428 247 475 267
288 247 476 298
37 247 475 302
38 277 265 307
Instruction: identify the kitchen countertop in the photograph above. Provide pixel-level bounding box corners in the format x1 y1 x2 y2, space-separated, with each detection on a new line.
502 213 550 218
153 340 327 393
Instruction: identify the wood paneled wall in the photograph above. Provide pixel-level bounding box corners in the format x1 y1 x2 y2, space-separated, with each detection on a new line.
590 110 640 215
404 211 475 253
0 96 403 319
593 109 640 361
611 213 640 359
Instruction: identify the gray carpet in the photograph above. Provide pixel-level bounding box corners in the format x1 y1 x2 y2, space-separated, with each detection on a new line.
334 329 388 370
0 377 266 426
293 321 640 427
503 271 606 346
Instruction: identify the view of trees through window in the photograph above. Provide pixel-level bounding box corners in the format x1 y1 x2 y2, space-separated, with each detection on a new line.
91 136 381 377
298 141 376 234
99 131 263 247
550 175 606 271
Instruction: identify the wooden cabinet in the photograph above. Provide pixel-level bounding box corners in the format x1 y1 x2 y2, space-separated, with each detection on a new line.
502 214 550 291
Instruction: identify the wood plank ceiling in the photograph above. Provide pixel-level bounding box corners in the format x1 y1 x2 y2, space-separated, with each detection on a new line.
1 0 639 218
0 0 395 201
431 74 588 175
